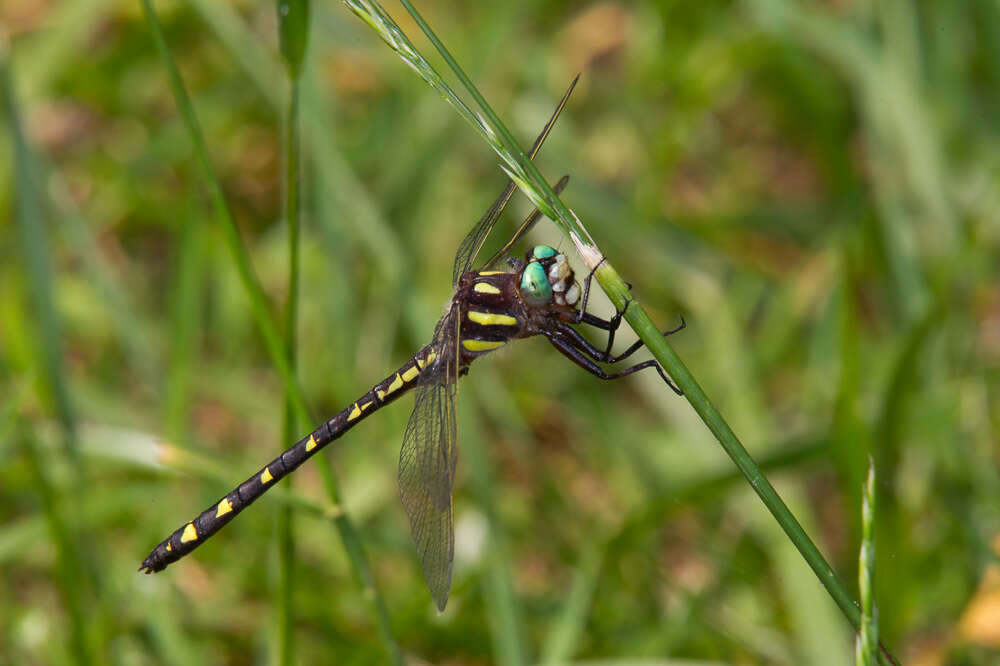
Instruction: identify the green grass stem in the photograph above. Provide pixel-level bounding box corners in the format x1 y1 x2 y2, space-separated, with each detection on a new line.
276 0 308 657
3 55 99 666
2 53 78 461
540 544 602 665
345 3 897 663
140 3 402 661
164 200 206 443
856 458 878 666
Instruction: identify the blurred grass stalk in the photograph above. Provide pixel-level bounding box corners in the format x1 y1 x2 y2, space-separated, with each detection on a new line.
138 2 403 663
856 459 879 666
3 51 94 665
276 0 309 663
343 1 896 662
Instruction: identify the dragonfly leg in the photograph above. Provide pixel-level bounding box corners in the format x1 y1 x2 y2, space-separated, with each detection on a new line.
544 329 683 395
557 318 682 365
576 306 686 362
574 261 685 360
600 314 685 363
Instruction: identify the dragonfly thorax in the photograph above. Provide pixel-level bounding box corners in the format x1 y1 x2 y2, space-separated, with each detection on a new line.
518 245 580 308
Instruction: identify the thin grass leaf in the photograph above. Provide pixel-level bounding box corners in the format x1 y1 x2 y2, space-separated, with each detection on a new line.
278 0 310 78
3 52 77 458
139 4 402 660
164 202 206 442
540 545 603 665
856 458 878 666
3 55 97 666
276 0 309 655
276 65 301 666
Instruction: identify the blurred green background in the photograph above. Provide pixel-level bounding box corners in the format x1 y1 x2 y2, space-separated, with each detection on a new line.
3 0 999 664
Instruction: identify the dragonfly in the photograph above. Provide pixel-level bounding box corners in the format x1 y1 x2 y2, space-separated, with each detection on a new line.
140 77 683 611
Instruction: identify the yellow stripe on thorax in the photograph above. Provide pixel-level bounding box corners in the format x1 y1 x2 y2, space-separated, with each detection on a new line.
462 339 506 352
473 282 501 295
477 270 505 276
468 310 518 327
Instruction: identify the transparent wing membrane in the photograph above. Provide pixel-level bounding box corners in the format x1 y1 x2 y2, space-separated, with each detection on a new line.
451 75 578 284
399 379 457 612
398 312 459 611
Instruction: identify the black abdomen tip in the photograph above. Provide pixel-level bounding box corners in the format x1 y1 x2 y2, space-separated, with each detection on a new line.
139 547 170 574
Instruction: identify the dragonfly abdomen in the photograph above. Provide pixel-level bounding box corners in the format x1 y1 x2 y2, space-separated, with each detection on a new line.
140 344 438 573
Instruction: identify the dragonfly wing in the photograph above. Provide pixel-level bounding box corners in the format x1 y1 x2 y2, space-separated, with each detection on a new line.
451 75 579 284
481 173 570 271
451 180 517 286
399 353 458 611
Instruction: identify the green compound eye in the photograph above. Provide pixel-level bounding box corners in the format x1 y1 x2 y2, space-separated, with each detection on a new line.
532 245 557 260
519 261 552 305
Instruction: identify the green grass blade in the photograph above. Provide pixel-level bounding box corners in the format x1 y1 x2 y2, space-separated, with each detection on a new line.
540 545 602 665
856 458 878 666
3 54 96 666
140 3 402 659
164 201 207 441
278 0 310 79
2 52 77 457
276 0 309 657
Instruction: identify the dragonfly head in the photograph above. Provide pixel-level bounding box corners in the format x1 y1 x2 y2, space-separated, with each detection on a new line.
518 245 581 308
